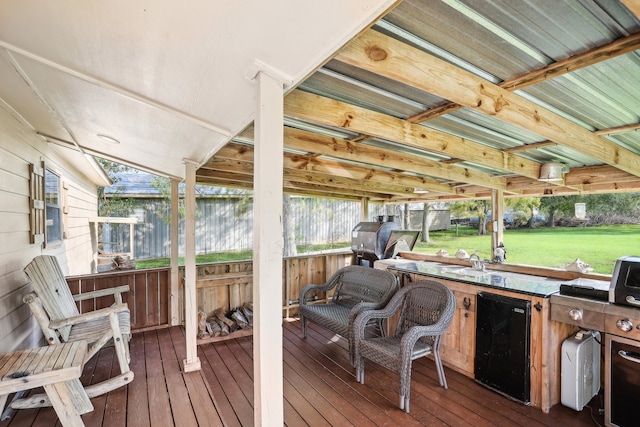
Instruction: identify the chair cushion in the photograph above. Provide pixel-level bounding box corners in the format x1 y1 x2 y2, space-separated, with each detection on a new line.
301 303 350 338
360 335 433 372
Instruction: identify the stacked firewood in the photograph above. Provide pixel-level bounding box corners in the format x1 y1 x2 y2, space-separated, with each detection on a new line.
198 303 253 339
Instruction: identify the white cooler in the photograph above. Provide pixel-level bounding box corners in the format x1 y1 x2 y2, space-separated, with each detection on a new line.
561 330 601 411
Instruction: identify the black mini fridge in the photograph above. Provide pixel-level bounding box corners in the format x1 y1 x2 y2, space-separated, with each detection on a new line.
475 292 531 403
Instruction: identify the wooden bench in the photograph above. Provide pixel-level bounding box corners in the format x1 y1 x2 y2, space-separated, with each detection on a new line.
0 341 92 427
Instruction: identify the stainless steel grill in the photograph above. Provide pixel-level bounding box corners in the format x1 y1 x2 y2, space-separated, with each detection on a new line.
351 220 400 267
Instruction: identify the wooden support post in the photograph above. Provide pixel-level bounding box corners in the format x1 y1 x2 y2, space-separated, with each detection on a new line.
183 159 201 372
361 197 369 222
491 189 504 258
252 66 285 427
170 178 180 326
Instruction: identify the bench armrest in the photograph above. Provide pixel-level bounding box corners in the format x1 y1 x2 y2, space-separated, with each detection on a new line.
300 282 334 305
49 303 129 329
72 285 129 303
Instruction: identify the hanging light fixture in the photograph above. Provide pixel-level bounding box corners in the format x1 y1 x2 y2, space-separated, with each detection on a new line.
97 134 121 144
538 162 564 181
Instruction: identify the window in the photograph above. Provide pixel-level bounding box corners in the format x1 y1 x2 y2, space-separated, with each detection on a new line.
45 169 62 244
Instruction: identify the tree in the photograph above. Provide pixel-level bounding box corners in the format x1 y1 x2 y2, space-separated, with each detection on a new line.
449 200 490 235
474 200 490 235
421 202 431 243
539 195 579 227
283 194 297 257
97 159 136 217
506 197 541 228
403 203 410 229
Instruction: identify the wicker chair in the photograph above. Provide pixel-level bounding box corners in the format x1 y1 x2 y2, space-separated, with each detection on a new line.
353 280 456 413
299 265 398 363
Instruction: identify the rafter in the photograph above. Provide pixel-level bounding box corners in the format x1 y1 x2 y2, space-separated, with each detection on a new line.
208 141 458 197
281 124 507 190
503 141 558 153
334 29 640 178
200 146 445 200
285 90 541 180
407 31 640 123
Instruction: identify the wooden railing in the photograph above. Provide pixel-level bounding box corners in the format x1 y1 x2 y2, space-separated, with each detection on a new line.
67 267 171 331
183 251 353 324
65 251 354 332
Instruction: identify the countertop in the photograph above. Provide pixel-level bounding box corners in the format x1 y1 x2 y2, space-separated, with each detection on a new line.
378 258 604 298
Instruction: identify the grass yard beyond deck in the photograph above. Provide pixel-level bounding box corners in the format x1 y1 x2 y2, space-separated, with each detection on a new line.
415 224 640 274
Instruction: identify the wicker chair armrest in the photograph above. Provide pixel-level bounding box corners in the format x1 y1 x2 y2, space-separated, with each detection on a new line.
400 324 444 345
49 303 129 329
348 300 392 324
300 283 330 305
300 269 345 304
352 297 403 342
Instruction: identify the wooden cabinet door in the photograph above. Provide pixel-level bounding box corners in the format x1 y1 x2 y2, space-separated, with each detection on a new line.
441 289 476 377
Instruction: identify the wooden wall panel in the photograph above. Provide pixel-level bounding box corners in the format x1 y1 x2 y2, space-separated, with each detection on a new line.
0 105 100 353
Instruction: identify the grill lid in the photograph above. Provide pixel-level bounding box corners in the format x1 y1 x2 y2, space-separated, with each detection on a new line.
351 221 399 262
609 255 640 306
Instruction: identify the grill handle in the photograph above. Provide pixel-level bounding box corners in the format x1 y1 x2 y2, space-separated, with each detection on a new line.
625 295 640 307
619 350 640 364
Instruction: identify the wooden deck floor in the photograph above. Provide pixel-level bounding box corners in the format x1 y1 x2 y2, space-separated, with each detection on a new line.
0 320 604 426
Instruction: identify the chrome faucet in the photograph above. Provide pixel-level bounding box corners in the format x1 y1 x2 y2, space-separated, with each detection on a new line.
469 254 485 271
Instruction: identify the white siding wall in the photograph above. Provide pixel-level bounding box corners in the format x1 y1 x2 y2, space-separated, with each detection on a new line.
0 105 99 352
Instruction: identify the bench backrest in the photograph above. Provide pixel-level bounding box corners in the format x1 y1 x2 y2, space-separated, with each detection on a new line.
24 255 79 341
332 265 398 308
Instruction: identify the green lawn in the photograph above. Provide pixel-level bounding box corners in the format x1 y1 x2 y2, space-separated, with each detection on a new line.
414 224 640 274
135 225 640 275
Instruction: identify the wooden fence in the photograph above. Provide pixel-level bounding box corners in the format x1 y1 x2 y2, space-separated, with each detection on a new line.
66 251 353 332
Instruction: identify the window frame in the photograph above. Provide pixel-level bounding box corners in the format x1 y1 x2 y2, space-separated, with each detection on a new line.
44 168 63 245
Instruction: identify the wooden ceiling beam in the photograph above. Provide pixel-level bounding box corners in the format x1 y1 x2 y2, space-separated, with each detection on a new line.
407 31 640 123
503 141 558 153
285 90 541 180
334 29 640 178
621 0 640 20
281 124 507 189
198 151 422 199
196 174 373 201
564 164 640 186
207 141 458 197
197 167 395 200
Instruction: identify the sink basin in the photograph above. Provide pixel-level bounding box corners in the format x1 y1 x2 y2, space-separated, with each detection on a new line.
450 267 490 277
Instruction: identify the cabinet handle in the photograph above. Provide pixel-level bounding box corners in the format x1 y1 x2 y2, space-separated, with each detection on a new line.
463 297 471 310
619 350 640 364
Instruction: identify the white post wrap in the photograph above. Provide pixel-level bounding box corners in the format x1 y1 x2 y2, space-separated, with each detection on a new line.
253 68 285 426
170 179 180 326
183 159 201 372
491 189 504 256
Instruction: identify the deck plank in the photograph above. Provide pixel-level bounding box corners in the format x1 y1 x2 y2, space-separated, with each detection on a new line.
165 372 199 427
126 332 151 427
80 347 115 427
183 371 225 427
0 321 604 427
199 341 254 426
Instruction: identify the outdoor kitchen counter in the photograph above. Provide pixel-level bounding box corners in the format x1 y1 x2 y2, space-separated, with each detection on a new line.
380 258 566 297
374 257 584 414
